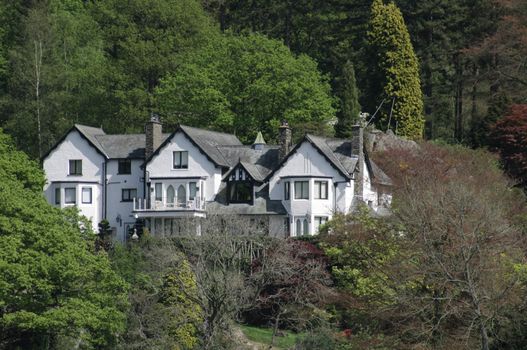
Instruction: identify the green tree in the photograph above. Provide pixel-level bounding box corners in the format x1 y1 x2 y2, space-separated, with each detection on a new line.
335 61 361 138
3 1 110 158
90 0 216 134
367 0 424 140
0 129 128 348
112 238 202 349
156 33 336 143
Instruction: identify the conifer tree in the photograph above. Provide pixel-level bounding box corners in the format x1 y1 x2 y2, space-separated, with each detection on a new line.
367 0 424 140
335 61 361 138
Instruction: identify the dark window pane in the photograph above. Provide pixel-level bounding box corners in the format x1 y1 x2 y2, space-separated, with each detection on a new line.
118 159 131 174
65 188 76 204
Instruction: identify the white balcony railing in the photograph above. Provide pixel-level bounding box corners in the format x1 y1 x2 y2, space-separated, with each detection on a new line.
133 197 205 212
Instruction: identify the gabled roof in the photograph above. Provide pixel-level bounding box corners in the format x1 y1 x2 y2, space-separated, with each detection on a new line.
143 125 242 168
222 161 267 183
263 134 354 182
217 145 280 181
41 124 108 161
96 134 166 159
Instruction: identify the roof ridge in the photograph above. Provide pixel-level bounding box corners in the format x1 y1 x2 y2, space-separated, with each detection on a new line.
180 124 239 138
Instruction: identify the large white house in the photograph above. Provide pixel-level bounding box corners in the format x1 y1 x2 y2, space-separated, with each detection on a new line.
42 116 391 240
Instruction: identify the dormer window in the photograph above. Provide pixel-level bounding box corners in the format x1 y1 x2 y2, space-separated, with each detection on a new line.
227 166 253 204
69 159 82 175
229 182 252 203
173 151 188 169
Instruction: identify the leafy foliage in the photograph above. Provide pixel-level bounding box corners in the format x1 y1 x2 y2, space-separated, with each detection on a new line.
0 129 128 348
335 61 361 138
156 33 336 143
367 0 424 140
489 104 527 186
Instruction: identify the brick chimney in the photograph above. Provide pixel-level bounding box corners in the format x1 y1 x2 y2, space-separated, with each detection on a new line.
278 120 292 160
145 113 162 159
351 125 364 201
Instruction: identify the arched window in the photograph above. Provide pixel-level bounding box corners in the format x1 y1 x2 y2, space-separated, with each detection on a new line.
166 185 175 207
295 219 301 236
303 219 309 236
177 185 186 206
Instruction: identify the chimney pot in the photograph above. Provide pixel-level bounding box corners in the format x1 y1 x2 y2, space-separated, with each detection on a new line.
278 120 292 160
145 114 162 159
351 125 364 201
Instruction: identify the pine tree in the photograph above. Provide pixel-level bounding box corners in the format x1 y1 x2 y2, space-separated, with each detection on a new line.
367 0 424 140
335 61 361 138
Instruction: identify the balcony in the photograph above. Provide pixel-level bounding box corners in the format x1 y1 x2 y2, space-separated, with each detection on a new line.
133 197 206 218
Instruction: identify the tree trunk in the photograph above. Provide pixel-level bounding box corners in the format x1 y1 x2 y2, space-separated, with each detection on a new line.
271 310 282 347
454 53 464 142
34 40 43 158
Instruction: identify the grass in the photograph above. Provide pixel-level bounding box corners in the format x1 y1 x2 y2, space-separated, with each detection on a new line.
239 324 304 349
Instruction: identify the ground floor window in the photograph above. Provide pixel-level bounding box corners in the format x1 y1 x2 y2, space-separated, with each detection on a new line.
294 217 310 236
314 216 328 233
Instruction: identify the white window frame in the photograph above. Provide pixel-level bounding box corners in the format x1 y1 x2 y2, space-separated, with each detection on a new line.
314 181 328 199
294 181 309 200
65 187 76 204
173 151 189 169
81 187 92 204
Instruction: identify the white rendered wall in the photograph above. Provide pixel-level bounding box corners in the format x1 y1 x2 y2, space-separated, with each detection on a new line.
106 159 144 241
269 216 287 238
269 141 348 234
43 129 105 231
146 131 221 202
363 161 378 211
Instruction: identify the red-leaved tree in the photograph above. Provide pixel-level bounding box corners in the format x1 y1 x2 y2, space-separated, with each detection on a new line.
489 104 527 186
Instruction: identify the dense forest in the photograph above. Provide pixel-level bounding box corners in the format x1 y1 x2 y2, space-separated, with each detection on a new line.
1 0 527 349
0 0 525 155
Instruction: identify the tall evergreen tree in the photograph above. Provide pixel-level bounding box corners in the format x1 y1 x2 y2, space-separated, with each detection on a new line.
367 0 424 140
335 61 361 138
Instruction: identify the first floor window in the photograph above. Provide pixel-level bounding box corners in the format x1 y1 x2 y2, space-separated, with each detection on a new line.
294 181 309 199
122 188 137 202
69 159 82 175
314 216 328 233
82 187 92 204
55 187 61 205
173 151 188 169
118 159 131 174
65 188 76 204
284 181 290 200
189 182 197 200
314 181 328 199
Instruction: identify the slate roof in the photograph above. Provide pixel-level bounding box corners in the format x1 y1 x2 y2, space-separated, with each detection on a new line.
47 123 391 187
144 125 243 167
94 134 171 159
74 124 108 158
217 145 280 181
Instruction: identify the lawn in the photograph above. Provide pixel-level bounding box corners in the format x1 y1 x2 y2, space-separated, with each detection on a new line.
239 324 304 349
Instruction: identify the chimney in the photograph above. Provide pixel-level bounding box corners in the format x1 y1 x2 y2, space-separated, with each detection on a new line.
145 113 162 159
351 125 364 201
278 120 292 160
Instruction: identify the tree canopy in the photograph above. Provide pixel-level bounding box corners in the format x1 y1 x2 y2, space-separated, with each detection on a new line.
0 129 128 348
156 33 336 143
367 0 424 140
